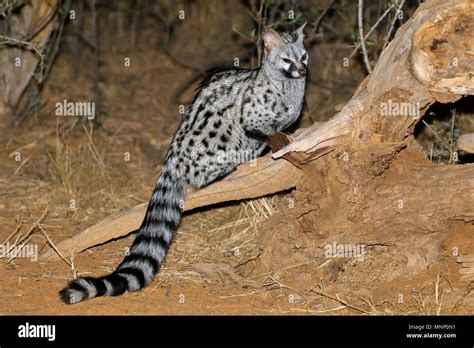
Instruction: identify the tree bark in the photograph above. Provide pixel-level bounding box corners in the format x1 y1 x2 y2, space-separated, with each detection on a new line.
0 0 59 117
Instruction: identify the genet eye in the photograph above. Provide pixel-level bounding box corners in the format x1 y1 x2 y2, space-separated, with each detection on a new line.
282 58 292 64
301 53 307 61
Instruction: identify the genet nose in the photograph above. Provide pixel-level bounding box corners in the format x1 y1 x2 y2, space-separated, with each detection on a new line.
298 67 306 76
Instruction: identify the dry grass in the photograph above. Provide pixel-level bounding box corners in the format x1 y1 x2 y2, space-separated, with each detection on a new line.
159 195 279 282
0 209 47 265
417 107 473 164
248 270 467 315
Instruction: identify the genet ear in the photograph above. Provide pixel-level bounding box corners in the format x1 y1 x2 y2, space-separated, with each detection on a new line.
263 29 283 52
293 22 307 44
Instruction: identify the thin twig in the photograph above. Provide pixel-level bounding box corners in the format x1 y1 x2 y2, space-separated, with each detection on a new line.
36 222 72 267
1 220 23 246
350 1 396 58
312 289 372 314
23 3 60 42
421 120 450 150
0 35 44 82
382 0 406 50
357 0 372 74
232 26 256 43
313 0 335 34
1 208 48 265
448 109 457 164
12 155 31 176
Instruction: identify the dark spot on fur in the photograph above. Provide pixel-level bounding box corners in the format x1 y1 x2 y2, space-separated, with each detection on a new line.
213 120 222 129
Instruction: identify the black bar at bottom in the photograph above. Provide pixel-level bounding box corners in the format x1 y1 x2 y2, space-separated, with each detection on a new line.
0 315 472 346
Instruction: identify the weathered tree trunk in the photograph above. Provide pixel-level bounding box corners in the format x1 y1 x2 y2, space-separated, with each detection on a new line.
42 0 474 279
0 0 59 117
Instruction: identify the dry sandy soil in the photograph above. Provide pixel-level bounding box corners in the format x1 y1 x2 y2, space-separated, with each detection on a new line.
0 43 473 315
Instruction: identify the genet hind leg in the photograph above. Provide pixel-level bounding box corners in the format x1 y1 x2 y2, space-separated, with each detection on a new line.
188 160 237 189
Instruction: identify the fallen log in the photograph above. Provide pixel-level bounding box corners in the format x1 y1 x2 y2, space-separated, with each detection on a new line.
41 153 303 260
458 133 474 153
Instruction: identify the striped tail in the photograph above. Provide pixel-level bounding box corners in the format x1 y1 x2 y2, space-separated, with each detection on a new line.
59 162 186 304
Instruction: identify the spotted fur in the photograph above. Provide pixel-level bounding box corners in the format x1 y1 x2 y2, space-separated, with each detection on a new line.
60 23 308 304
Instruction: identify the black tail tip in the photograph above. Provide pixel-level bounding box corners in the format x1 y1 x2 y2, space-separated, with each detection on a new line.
59 279 90 304
59 287 75 304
